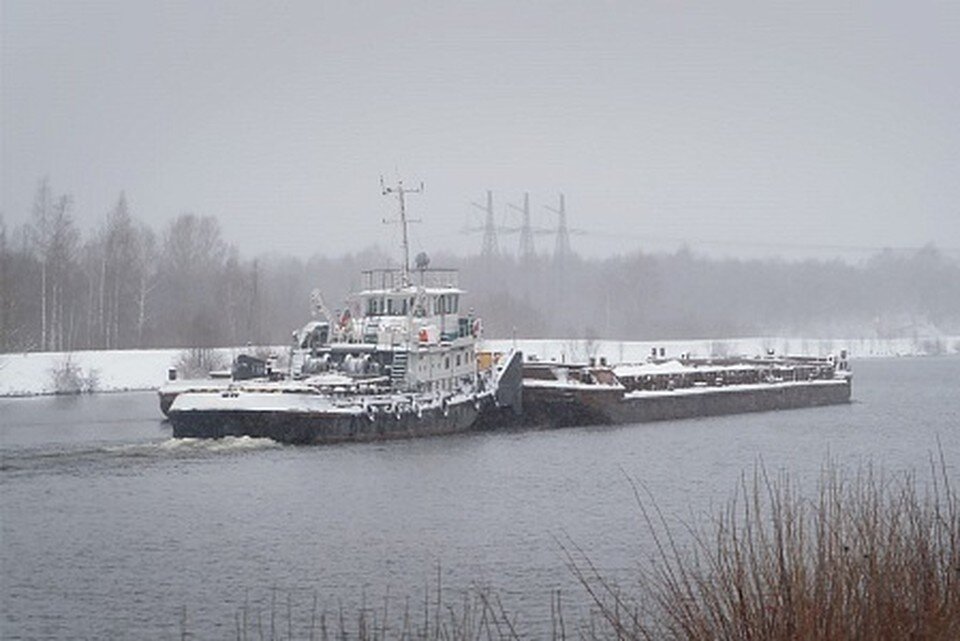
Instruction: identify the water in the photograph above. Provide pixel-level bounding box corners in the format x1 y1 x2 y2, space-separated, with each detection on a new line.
2 357 958 639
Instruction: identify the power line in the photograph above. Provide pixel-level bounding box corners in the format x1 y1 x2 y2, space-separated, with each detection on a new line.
575 228 960 255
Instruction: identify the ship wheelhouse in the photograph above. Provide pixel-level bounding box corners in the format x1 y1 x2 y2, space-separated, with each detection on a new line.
347 268 478 393
293 267 480 395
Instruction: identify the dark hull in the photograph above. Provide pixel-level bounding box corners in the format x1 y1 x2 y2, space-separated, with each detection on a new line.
159 392 176 416
167 349 527 444
170 395 497 445
523 379 852 429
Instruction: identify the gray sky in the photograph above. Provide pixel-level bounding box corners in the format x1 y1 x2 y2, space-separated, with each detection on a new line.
2 1 958 260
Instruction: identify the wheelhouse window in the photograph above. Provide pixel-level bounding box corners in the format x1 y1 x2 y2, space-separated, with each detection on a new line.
384 297 408 316
434 294 459 314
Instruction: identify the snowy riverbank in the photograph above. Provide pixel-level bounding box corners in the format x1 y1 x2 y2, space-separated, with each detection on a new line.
0 347 264 397
1 336 958 397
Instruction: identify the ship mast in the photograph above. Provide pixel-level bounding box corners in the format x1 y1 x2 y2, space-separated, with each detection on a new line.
381 177 423 286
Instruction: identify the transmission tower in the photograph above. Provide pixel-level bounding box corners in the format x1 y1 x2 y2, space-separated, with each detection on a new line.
546 193 571 264
508 192 536 263
470 190 499 260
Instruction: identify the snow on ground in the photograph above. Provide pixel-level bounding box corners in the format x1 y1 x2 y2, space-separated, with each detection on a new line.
0 349 178 397
1 336 957 398
0 347 278 397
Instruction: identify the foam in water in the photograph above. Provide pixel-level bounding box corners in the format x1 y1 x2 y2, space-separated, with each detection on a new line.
107 436 281 456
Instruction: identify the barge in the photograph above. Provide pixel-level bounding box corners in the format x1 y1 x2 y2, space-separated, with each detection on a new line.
521 351 852 428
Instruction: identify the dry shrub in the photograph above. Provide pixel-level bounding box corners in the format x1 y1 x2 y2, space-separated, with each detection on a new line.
220 577 533 641
568 456 960 641
48 355 99 394
175 347 226 378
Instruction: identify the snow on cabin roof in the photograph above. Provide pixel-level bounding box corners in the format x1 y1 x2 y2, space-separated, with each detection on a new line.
361 268 460 290
357 286 464 296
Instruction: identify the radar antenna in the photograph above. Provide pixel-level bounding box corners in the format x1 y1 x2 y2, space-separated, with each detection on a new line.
380 177 423 286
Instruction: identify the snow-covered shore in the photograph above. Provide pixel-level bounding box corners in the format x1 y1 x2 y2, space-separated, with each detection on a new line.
0 347 261 398
1 336 957 398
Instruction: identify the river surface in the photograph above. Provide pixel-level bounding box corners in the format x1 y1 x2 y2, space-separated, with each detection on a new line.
2 357 958 639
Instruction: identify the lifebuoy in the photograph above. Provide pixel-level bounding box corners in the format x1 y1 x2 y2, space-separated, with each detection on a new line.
471 318 482 338
419 328 429 343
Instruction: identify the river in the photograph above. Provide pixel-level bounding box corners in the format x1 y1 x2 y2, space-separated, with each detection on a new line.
2 357 958 639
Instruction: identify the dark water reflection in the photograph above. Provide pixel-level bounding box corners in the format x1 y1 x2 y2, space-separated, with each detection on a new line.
2 357 958 638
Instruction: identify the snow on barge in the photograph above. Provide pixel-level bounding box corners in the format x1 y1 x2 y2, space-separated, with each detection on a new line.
520 349 852 428
165 180 523 444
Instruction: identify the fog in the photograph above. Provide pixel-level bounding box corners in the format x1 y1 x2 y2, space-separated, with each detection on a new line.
3 1 959 261
2 185 958 352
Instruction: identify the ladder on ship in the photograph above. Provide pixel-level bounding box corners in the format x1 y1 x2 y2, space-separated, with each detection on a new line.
391 351 408 389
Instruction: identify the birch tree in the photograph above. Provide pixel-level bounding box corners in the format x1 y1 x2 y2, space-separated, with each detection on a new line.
133 222 158 347
28 179 78 351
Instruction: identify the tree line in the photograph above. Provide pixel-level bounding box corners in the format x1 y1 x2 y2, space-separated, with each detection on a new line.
1 178 958 353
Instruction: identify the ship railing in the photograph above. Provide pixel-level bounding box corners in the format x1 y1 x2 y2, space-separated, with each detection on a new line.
361 268 459 290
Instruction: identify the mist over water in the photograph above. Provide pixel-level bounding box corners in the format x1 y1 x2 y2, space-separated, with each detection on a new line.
2 358 958 638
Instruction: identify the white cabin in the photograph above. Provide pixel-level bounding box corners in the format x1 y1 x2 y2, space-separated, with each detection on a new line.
300 268 480 394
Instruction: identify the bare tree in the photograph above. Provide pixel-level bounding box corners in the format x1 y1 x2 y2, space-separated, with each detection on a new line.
0 214 9 351
133 222 158 347
29 178 53 350
28 179 78 351
98 193 139 348
157 213 228 347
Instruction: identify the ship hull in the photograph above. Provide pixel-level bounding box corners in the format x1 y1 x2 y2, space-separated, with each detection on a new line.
169 394 508 445
523 378 852 429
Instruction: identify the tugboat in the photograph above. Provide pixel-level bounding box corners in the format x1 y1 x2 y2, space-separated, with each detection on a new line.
166 180 523 444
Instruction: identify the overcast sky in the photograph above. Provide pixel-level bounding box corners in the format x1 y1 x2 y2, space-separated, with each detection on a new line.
2 1 958 260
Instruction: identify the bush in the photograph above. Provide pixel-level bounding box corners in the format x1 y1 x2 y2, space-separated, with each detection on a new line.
568 458 960 640
175 347 227 378
48 356 99 394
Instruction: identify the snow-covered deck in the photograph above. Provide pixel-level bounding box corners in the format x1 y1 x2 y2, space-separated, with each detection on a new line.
623 378 849 400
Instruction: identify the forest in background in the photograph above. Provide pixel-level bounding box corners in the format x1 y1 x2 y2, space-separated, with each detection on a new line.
2 179 959 353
